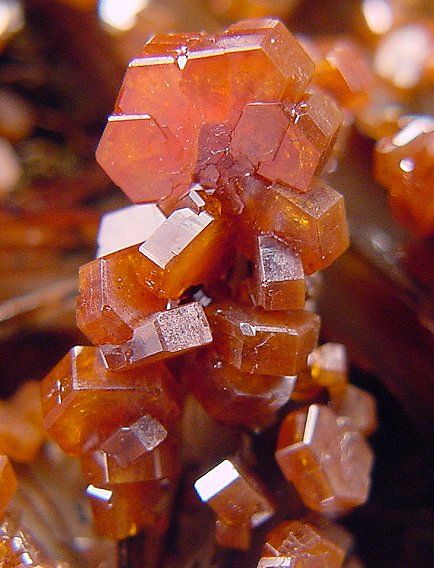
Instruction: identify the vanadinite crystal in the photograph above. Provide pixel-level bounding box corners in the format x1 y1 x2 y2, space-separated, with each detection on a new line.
41 346 181 454
40 17 375 551
275 405 373 514
207 302 320 375
259 520 345 567
194 458 274 550
374 115 434 236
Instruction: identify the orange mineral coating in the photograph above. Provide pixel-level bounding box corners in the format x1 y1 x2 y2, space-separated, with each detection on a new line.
138 208 233 299
276 405 374 515
374 115 434 236
100 302 212 372
0 381 45 463
252 180 350 274
194 458 274 550
207 302 320 375
186 350 296 431
41 346 181 455
81 437 179 484
0 456 17 518
260 520 345 567
330 384 377 436
249 235 306 311
76 246 166 345
86 480 170 540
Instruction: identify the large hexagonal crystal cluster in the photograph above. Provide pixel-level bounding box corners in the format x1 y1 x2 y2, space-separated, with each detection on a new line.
41 18 376 555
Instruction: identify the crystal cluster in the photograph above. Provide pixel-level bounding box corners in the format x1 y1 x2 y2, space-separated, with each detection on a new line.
374 115 434 236
40 18 377 556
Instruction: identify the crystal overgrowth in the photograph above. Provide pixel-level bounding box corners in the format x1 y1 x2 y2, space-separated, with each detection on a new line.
40 18 374 545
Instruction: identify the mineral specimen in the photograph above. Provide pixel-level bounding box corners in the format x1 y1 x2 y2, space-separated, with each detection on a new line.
207 302 320 375
259 520 345 567
40 17 373 548
275 405 373 514
100 301 212 371
186 349 296 430
248 235 306 311
41 346 180 454
194 458 274 550
374 115 434 236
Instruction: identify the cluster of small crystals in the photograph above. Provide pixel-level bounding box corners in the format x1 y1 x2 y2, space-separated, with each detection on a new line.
40 18 377 555
297 6 434 237
0 513 69 568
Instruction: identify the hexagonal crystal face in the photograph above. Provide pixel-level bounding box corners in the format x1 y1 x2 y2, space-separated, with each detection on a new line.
186 349 296 430
96 19 319 207
276 405 374 514
207 302 320 375
41 346 181 454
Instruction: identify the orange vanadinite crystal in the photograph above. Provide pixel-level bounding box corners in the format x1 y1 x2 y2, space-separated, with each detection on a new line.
312 38 375 109
80 437 179 484
308 342 349 397
100 414 168 466
100 301 212 371
275 405 373 515
240 180 349 274
186 350 296 430
207 302 320 376
0 381 45 463
41 346 181 455
96 19 315 206
374 115 434 236
330 384 377 437
39 16 364 548
86 480 171 540
259 520 345 567
76 246 166 345
137 208 232 298
0 456 17 518
249 235 306 311
194 458 274 550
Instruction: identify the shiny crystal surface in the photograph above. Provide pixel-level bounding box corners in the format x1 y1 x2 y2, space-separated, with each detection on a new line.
249 235 306 311
207 302 320 375
194 458 274 550
81 437 178 484
138 208 232 298
260 520 345 567
41 346 181 454
101 302 212 371
100 414 168 467
374 116 434 236
76 245 166 345
276 405 374 514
